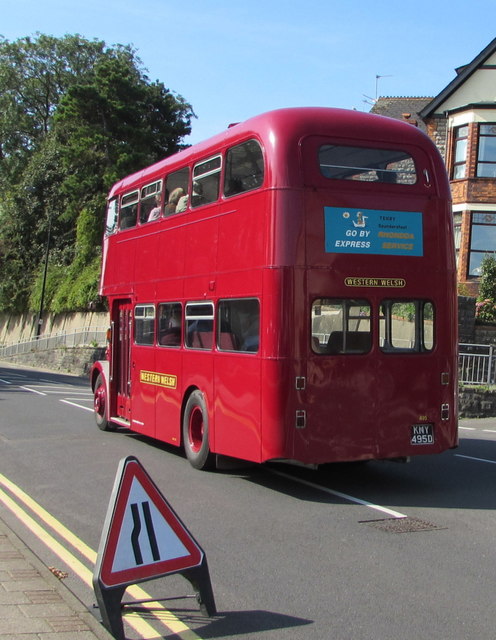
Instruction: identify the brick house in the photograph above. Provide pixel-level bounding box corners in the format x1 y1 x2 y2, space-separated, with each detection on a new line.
372 38 496 296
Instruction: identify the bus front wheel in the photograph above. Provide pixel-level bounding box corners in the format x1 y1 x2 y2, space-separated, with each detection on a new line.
183 390 215 470
94 374 114 431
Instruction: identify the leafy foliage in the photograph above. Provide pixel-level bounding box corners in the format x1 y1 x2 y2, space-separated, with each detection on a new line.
0 33 194 313
476 254 496 323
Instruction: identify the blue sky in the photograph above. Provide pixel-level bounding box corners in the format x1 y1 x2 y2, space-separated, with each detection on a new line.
2 0 496 145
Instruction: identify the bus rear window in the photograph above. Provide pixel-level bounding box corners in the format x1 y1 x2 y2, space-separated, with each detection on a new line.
380 300 434 352
312 299 371 354
319 145 416 184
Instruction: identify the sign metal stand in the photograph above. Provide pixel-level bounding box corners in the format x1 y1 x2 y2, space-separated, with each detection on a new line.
93 456 216 640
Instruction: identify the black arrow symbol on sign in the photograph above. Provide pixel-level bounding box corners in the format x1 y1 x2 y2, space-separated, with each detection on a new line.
130 501 160 565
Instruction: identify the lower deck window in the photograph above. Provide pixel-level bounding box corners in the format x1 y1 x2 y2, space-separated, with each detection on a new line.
312 299 371 354
311 298 434 354
380 300 434 352
134 304 155 345
185 302 214 349
217 298 260 352
158 303 182 347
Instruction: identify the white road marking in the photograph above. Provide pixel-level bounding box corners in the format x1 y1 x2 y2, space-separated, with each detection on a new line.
19 385 46 396
60 399 93 412
269 468 408 518
455 454 496 465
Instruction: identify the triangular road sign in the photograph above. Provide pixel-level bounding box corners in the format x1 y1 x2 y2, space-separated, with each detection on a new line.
95 456 203 588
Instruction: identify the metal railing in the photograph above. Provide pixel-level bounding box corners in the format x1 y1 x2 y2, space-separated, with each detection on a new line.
0 327 108 358
459 343 495 385
0 331 494 386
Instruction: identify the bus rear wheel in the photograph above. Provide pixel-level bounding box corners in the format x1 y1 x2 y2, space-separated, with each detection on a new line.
94 374 114 431
183 390 215 470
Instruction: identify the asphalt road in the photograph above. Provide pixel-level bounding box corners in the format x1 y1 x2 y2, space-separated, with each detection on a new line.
0 362 495 639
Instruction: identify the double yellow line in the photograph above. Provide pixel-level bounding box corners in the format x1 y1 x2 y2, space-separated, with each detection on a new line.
0 473 203 639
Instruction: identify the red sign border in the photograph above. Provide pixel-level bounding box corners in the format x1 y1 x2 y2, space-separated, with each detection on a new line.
98 458 203 587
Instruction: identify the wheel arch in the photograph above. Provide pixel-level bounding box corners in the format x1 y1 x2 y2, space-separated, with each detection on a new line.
180 385 201 448
90 360 109 392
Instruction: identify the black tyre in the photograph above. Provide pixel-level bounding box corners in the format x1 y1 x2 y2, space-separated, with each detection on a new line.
182 390 215 470
93 374 114 431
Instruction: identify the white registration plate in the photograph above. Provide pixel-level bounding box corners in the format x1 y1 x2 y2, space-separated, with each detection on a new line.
410 423 434 445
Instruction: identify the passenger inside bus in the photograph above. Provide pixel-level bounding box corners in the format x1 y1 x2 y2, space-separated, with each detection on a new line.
191 181 207 207
176 193 188 212
164 188 185 216
147 195 162 222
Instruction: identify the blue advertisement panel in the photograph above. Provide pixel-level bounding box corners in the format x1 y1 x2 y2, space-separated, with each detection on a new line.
324 207 423 257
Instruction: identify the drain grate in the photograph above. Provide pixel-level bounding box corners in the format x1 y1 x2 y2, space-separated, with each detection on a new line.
359 516 446 533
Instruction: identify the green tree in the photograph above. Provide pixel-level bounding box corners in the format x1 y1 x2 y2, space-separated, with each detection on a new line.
0 34 194 314
0 34 105 186
476 254 496 323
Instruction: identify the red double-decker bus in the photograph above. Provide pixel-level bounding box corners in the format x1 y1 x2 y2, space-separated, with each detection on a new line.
91 107 458 469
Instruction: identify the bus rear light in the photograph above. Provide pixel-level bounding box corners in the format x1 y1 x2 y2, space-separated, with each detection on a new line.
441 372 449 385
441 403 450 421
295 376 306 390
296 410 306 429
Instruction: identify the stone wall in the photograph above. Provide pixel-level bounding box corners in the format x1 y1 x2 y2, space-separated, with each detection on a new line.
0 311 108 345
459 387 496 418
0 346 106 377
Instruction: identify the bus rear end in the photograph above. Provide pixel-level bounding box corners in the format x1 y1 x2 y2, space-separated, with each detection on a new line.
269 110 458 465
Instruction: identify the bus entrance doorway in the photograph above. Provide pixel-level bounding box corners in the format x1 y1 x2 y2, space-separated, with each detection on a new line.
112 300 132 423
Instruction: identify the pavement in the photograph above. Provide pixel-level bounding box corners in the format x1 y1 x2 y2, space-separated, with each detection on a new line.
0 518 113 640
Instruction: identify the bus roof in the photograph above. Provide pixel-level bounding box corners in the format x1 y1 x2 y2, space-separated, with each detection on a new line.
109 106 439 197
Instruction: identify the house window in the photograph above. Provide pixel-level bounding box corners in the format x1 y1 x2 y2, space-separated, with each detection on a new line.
477 124 496 177
453 213 462 267
452 125 468 179
469 212 496 276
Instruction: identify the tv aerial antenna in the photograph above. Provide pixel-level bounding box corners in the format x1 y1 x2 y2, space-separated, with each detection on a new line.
363 74 393 106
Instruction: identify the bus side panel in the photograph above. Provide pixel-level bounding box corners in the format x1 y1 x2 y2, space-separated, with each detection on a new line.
213 353 262 462
154 345 183 447
130 343 157 438
260 359 294 461
134 230 160 288
184 205 219 280
105 233 137 296
153 279 185 447
259 267 296 462
217 191 267 272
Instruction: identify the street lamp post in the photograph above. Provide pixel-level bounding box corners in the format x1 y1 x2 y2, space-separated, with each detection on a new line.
35 213 52 339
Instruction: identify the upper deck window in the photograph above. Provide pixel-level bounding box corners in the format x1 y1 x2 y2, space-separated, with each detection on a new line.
140 180 162 223
192 156 222 207
165 167 189 215
224 140 264 197
106 199 118 235
319 145 417 184
120 190 139 229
